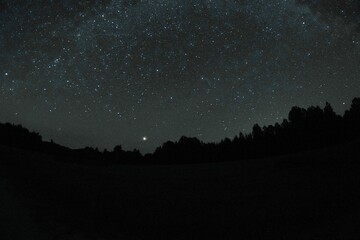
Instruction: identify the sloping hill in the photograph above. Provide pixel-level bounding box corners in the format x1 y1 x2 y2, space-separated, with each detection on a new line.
1 141 360 239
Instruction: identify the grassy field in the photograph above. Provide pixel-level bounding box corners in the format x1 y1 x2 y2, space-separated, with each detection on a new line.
1 141 360 239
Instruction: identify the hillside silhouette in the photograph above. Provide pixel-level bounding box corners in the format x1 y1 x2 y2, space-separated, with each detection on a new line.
1 98 360 164
1 127 360 239
1 98 360 239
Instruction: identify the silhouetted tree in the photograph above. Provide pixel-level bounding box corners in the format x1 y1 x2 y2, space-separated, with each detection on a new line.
288 106 306 124
344 98 360 139
113 145 123 154
252 124 263 140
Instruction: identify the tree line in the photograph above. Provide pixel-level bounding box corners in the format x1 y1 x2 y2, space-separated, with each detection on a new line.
1 98 360 164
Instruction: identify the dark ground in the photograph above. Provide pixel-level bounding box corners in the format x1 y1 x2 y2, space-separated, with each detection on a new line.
1 141 360 240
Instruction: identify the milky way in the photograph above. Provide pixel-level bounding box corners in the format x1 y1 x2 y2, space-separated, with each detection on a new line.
1 0 360 152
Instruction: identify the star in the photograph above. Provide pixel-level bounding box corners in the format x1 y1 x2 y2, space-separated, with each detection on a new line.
0 0 359 153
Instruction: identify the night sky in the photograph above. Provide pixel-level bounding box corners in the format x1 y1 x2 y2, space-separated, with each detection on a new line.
1 0 359 153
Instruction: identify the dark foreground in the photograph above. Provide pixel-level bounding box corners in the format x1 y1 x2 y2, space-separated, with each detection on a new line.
1 141 360 240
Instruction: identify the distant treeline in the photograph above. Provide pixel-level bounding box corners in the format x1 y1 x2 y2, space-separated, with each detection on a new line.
1 98 360 164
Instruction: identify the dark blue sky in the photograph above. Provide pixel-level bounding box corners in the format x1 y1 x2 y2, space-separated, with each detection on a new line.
1 0 359 152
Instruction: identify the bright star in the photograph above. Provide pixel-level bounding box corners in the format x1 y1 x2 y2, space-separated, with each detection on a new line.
142 136 147 141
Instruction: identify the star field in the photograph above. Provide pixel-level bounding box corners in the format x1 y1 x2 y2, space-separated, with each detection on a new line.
1 0 360 153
